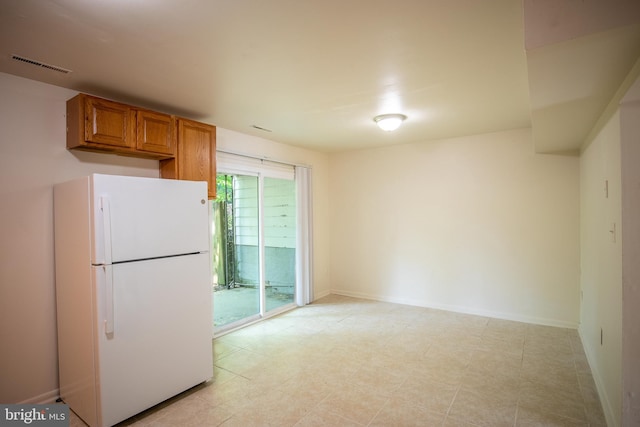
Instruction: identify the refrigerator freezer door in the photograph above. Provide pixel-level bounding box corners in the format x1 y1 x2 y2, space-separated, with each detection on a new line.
91 174 209 264
94 253 213 427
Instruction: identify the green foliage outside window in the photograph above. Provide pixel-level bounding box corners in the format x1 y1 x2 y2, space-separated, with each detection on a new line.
216 175 233 202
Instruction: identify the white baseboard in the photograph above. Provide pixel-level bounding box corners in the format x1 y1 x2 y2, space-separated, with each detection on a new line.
312 289 332 301
330 289 579 329
17 388 60 405
578 326 618 427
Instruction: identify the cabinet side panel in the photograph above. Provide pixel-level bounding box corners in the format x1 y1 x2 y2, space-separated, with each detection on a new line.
53 177 99 427
159 158 177 179
209 126 217 199
66 95 83 149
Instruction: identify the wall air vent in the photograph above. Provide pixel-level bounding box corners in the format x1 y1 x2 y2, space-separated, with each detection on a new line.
11 54 71 74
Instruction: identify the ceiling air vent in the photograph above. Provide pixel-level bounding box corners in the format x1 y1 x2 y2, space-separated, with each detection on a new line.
251 125 272 132
11 54 71 74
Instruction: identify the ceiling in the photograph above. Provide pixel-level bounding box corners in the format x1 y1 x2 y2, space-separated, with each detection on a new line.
0 0 639 153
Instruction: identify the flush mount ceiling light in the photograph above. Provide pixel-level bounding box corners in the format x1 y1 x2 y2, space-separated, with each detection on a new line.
373 113 407 132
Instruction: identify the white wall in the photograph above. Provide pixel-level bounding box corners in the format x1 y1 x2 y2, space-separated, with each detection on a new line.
0 72 331 404
579 110 622 426
577 73 640 427
0 73 160 404
620 77 640 427
329 128 581 327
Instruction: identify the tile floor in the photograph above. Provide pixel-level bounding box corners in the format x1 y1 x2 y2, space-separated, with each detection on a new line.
71 294 607 427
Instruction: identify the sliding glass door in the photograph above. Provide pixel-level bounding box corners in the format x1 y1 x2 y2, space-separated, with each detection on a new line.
212 169 297 333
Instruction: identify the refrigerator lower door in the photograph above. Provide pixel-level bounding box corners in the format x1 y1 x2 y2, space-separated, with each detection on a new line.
94 253 212 426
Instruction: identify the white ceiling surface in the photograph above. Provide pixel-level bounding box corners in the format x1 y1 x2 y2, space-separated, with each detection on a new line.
0 1 638 153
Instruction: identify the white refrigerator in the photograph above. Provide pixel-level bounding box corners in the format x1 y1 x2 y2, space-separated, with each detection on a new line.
53 174 213 427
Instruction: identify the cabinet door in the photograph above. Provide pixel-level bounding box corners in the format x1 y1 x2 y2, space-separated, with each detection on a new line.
177 119 217 199
84 96 135 149
136 110 176 156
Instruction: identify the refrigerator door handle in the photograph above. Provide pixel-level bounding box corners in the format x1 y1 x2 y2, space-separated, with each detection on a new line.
104 265 114 335
99 195 113 265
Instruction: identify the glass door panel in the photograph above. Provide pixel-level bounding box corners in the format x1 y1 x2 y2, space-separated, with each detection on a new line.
263 177 296 312
212 174 260 330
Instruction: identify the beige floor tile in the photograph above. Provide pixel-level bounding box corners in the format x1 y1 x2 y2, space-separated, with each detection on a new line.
435 329 484 350
314 383 390 425
442 417 480 427
212 339 242 361
460 370 521 405
375 344 431 368
415 362 468 386
404 320 446 339
68 411 89 427
218 388 311 427
67 295 606 427
478 334 524 356
486 318 528 333
416 344 473 385
428 343 475 365
519 380 587 422
573 353 591 375
348 364 409 398
193 375 256 409
140 404 233 427
520 362 581 396
467 349 523 378
240 353 306 386
133 393 217 427
577 375 607 426
526 324 572 340
516 406 589 426
523 338 574 362
447 388 518 427
301 355 362 384
394 376 459 413
211 366 237 385
276 373 334 407
293 409 364 427
584 404 607 427
241 335 301 357
369 398 447 426
214 347 268 377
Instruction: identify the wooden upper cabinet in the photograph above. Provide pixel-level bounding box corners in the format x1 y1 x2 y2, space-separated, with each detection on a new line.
67 93 217 197
83 96 135 149
160 119 217 199
66 94 176 159
136 109 176 156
